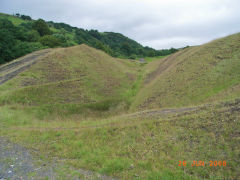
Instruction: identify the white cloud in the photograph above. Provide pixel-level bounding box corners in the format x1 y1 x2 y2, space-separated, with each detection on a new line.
1 0 240 48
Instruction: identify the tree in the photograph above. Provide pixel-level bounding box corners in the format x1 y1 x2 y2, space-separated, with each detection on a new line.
121 42 131 56
89 30 101 40
20 15 32 21
148 50 155 57
0 29 16 63
32 19 51 36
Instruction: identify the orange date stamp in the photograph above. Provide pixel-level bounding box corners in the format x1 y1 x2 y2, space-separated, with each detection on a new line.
178 161 227 167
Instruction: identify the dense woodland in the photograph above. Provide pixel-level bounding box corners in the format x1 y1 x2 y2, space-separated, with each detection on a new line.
0 13 178 64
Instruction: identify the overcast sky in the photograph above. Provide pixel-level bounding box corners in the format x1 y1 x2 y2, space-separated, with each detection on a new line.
1 0 240 49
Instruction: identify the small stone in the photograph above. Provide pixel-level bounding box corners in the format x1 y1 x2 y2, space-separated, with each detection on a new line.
10 165 14 168
8 170 12 174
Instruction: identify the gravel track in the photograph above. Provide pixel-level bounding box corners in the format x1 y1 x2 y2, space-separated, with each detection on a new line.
0 138 56 180
0 50 50 85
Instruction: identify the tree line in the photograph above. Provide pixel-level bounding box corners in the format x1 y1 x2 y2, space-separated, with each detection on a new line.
0 13 178 64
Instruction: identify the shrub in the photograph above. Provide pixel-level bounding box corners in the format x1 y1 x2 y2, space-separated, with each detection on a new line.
39 35 62 48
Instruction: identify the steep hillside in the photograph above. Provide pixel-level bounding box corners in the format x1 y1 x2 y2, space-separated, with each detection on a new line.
0 44 141 115
131 33 240 110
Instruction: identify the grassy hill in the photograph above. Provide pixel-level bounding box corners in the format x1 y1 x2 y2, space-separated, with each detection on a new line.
0 33 239 179
0 44 142 117
131 33 240 110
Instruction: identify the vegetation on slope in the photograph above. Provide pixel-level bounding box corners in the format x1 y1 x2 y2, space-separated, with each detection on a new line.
0 32 239 179
0 99 239 179
0 45 142 117
131 33 240 110
0 12 178 64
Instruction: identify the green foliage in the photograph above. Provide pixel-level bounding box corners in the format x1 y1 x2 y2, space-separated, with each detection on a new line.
120 42 132 56
32 19 51 36
20 14 32 21
40 35 63 47
0 13 178 64
13 41 44 57
0 28 15 63
26 30 40 42
0 18 45 64
47 21 74 32
129 54 137 60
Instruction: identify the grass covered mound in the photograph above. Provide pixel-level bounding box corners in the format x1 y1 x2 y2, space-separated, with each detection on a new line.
0 45 141 116
131 33 240 110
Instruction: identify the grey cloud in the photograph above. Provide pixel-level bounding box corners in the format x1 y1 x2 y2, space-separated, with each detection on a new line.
1 0 240 49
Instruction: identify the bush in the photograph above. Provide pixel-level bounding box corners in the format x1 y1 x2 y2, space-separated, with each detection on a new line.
20 15 32 21
26 30 40 42
129 54 137 60
13 41 44 58
39 35 63 48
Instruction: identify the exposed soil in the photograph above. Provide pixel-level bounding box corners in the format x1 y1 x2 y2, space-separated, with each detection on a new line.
0 50 50 85
130 106 197 117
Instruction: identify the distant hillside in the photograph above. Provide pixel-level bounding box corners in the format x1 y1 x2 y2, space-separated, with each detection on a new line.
0 12 177 64
131 33 240 110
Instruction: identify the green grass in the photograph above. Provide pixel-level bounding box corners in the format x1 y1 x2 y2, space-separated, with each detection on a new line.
131 33 240 110
0 33 240 179
0 100 239 179
0 13 27 25
0 45 141 115
144 55 167 62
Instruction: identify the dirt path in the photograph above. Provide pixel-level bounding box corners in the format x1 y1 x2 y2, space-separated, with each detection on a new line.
129 106 197 117
0 50 50 85
144 48 190 84
9 106 198 133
